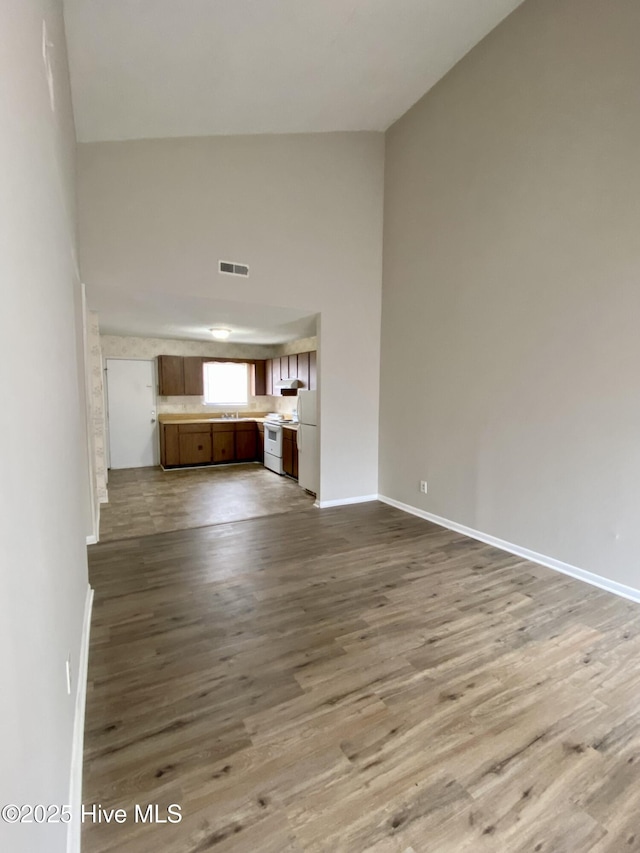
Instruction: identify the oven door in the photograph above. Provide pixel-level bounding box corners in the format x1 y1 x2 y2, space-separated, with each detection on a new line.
264 424 282 457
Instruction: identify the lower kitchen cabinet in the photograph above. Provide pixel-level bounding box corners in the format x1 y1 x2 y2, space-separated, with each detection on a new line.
235 424 257 461
256 423 264 458
179 431 212 465
161 420 263 468
282 428 298 479
212 428 235 463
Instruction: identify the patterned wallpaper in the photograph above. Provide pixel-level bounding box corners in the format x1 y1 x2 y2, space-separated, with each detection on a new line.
100 335 278 360
99 334 316 417
88 312 108 502
276 336 318 356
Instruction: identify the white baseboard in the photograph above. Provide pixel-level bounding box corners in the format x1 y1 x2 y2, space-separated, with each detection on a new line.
317 494 379 509
67 584 94 853
86 503 100 545
378 494 640 605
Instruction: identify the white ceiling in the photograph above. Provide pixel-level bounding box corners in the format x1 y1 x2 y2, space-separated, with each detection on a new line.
64 0 524 143
90 287 317 345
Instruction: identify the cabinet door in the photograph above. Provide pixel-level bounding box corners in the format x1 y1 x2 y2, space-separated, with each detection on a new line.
296 352 310 389
158 355 184 396
235 426 257 461
161 424 180 466
183 357 204 396
309 351 317 391
282 432 294 476
256 424 264 458
271 359 280 394
253 361 267 397
265 360 273 395
213 431 235 463
288 354 298 380
179 432 212 465
279 356 289 381
293 431 298 480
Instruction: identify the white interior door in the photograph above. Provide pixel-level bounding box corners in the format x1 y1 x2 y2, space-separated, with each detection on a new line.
106 359 157 469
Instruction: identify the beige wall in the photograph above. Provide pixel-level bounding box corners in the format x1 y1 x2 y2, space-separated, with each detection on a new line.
0 1 89 850
380 0 640 586
79 134 384 502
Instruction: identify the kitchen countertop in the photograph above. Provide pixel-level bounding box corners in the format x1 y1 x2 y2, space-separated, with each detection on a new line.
157 415 299 427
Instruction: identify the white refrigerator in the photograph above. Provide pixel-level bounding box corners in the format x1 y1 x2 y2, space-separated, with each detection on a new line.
297 390 318 495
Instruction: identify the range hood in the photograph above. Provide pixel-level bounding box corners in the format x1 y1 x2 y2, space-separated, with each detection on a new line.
274 378 302 389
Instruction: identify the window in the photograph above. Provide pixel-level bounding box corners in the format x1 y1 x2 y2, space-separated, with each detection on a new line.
203 361 249 406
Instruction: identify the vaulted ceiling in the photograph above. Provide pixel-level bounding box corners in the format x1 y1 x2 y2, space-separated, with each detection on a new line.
64 0 524 143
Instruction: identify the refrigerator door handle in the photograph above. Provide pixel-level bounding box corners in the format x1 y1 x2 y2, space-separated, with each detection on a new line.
297 428 302 452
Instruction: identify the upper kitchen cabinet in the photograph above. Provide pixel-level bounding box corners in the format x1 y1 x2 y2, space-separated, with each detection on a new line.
296 352 310 390
183 357 204 396
158 355 185 396
265 351 317 395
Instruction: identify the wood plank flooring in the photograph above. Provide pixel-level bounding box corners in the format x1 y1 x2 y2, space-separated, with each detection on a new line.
84 502 640 852
98 464 315 541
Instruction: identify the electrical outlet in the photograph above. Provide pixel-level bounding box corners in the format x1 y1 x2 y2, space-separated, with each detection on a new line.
65 654 72 696
420 480 428 494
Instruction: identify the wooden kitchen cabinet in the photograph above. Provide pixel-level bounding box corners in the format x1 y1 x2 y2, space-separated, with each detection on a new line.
282 427 298 479
235 423 257 461
252 361 267 397
256 423 264 459
158 355 185 396
179 431 212 465
212 426 235 463
183 357 204 396
296 351 310 389
160 424 181 466
265 360 273 395
288 354 298 381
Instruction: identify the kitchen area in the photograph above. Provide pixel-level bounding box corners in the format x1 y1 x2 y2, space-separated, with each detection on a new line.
96 331 320 542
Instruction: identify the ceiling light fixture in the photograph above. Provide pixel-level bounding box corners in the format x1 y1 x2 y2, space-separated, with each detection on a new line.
210 328 231 340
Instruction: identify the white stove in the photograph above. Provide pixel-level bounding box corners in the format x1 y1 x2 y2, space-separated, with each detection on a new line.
264 420 284 474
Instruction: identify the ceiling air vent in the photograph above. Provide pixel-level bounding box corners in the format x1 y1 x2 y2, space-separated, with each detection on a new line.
219 260 249 277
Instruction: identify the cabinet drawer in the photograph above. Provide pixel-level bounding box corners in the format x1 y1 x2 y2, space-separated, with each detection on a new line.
178 423 212 433
211 422 236 433
234 421 256 431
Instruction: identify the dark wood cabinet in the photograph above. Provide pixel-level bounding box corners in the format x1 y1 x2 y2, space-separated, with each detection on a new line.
235 424 257 461
183 357 204 396
296 351 310 389
288 354 298 381
271 359 280 393
265 360 273 395
160 424 181 466
282 427 298 479
212 428 235 463
179 432 212 465
161 420 265 467
158 356 185 396
252 361 267 397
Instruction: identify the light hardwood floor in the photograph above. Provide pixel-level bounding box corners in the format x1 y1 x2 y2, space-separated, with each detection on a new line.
98 464 315 541
84 502 640 852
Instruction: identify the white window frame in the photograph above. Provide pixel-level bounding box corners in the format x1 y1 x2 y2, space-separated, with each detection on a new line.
203 361 250 408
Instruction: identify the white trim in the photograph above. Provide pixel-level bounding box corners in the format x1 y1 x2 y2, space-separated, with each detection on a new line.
67 584 94 853
86 505 100 545
378 495 640 605
317 494 379 509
